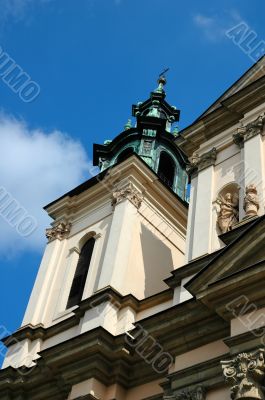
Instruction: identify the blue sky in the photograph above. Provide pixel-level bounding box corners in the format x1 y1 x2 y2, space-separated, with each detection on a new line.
0 0 264 363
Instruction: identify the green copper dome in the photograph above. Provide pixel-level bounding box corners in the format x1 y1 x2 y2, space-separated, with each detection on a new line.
93 77 189 202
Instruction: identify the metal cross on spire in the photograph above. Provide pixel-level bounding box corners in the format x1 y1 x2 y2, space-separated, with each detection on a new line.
155 68 169 93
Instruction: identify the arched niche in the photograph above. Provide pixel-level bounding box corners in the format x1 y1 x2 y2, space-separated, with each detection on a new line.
216 182 240 234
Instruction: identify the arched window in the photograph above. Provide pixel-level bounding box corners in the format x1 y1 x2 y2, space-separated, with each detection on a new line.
157 151 175 189
116 147 134 163
67 237 95 309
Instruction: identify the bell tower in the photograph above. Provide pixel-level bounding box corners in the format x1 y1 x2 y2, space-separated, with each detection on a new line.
94 76 189 201
1 78 189 400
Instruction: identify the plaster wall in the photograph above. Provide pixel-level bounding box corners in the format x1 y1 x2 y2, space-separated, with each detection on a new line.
186 104 265 260
67 377 163 400
231 305 265 337
172 340 229 372
207 386 230 400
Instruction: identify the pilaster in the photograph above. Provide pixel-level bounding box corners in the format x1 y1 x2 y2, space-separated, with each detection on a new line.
97 182 143 295
22 221 71 326
233 113 265 215
187 148 217 259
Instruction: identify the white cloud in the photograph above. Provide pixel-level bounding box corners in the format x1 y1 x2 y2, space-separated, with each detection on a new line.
0 0 53 25
0 113 94 258
193 10 242 42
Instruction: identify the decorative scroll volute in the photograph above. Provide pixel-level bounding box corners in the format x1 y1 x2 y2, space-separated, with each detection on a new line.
187 148 217 177
111 183 143 209
233 113 265 147
46 221 71 242
221 349 265 400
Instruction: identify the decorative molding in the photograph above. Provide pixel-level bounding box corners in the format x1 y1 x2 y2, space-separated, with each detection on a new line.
221 348 265 400
233 113 265 147
68 246 80 255
187 148 217 177
112 183 143 209
46 221 71 242
233 128 245 148
164 386 206 400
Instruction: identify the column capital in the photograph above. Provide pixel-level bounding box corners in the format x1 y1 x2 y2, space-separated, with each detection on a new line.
233 113 265 147
45 221 71 242
111 183 143 209
187 147 217 178
221 348 265 400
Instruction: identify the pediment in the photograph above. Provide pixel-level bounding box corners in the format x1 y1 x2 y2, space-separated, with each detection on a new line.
186 215 265 297
198 56 265 120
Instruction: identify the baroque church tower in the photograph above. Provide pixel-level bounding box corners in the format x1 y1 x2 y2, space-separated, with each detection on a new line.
2 58 265 400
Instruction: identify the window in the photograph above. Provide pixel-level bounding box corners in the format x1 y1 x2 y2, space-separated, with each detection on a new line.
116 147 134 163
66 237 95 309
157 151 175 189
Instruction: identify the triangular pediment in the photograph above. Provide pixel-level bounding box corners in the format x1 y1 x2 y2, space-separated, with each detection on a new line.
186 215 265 296
198 56 265 120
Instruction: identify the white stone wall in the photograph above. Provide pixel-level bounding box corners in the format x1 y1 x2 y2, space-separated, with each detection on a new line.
4 162 187 369
187 103 265 260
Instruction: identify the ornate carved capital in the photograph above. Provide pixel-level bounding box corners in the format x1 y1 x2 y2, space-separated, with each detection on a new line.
112 183 143 209
187 148 217 177
221 349 265 400
46 221 71 242
233 128 245 148
233 113 265 147
166 386 206 400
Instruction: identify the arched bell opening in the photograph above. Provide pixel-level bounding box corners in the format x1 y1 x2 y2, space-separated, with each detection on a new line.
157 151 175 189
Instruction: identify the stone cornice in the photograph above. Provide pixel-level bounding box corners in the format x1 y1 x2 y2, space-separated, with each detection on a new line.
44 155 188 224
131 299 229 357
223 327 265 355
2 287 173 346
164 249 223 289
185 215 265 302
178 74 265 156
193 258 265 320
161 355 226 397
233 113 265 147
0 298 229 395
187 148 217 178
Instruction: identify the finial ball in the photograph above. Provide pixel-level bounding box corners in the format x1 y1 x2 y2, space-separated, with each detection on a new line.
157 75 167 86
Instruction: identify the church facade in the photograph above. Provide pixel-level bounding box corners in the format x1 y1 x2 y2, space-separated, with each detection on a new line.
1 57 265 400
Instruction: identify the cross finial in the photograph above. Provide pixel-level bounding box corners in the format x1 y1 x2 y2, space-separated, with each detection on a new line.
155 68 169 93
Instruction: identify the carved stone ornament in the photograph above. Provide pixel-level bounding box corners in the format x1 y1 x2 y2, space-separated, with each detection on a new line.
164 386 206 400
111 183 143 209
244 184 259 218
233 113 265 147
187 148 217 176
221 349 265 400
216 192 239 234
46 221 71 242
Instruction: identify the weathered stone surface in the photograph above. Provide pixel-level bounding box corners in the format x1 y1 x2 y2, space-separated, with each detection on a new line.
221 349 265 400
112 183 143 209
45 221 71 242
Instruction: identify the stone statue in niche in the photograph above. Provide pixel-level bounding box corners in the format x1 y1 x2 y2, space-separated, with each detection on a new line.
216 192 239 234
244 184 259 218
221 349 265 400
